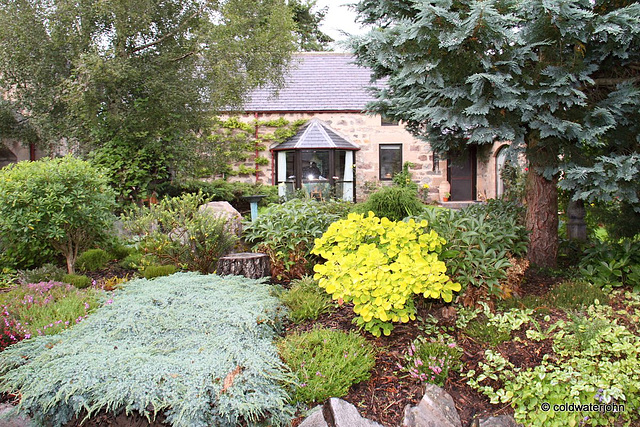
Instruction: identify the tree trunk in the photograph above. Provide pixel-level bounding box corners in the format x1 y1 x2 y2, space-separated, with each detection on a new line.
217 253 270 279
525 165 558 268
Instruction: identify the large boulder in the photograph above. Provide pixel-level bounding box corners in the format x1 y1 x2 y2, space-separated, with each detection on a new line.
403 384 462 427
299 398 386 427
199 201 243 236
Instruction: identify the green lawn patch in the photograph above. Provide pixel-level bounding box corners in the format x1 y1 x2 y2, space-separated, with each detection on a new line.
0 273 293 427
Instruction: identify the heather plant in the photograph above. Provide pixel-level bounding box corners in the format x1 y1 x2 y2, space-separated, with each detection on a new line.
17 264 66 285
123 192 237 274
244 198 352 281
0 273 293 427
0 156 116 274
397 338 462 387
414 200 528 296
0 281 99 350
278 276 333 324
355 185 424 221
76 249 112 272
278 327 375 404
312 212 460 336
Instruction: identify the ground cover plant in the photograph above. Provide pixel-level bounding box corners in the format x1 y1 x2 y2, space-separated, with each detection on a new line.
0 281 100 351
0 273 293 427
277 276 333 324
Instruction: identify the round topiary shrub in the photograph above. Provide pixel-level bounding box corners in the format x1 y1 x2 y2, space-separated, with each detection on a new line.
356 186 424 221
0 156 116 274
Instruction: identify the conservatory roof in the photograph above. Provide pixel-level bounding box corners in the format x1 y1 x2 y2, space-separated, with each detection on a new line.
271 118 359 151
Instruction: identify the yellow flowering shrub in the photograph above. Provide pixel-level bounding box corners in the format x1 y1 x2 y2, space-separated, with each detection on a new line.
311 212 460 336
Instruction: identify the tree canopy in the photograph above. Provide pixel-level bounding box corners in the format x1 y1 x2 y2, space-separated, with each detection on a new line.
289 0 334 51
351 0 640 266
0 0 296 201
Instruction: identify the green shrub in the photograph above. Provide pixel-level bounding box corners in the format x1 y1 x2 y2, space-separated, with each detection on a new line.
0 273 293 426
398 338 463 387
77 249 112 272
17 263 66 284
123 192 237 274
119 252 144 270
0 156 116 274
278 327 375 404
244 198 352 281
414 200 528 296
578 239 640 291
0 281 99 350
160 179 279 210
143 265 178 279
312 212 460 336
278 276 333 323
355 186 424 221
62 274 92 289
108 244 135 261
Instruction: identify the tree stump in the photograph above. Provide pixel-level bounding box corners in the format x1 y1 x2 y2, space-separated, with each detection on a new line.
217 253 270 279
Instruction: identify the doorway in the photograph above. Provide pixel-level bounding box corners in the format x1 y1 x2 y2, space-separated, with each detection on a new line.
447 146 477 201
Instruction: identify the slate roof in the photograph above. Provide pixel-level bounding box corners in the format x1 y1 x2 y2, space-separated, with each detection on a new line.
272 118 359 151
242 52 381 112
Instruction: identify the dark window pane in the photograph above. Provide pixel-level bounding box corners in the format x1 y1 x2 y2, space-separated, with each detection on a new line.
379 144 402 180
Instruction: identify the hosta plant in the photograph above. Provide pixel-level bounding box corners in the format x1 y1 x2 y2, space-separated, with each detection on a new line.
312 212 460 336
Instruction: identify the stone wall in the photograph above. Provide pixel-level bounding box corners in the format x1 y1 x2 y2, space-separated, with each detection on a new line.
225 112 502 203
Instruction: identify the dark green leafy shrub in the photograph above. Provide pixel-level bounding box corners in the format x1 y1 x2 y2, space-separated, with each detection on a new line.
62 274 92 289
278 327 375 404
143 265 178 279
243 199 352 281
0 273 293 427
108 245 135 261
17 264 66 285
123 192 237 273
355 186 424 221
160 179 279 211
119 252 144 270
77 249 112 272
0 156 116 274
414 200 528 296
578 239 640 291
278 276 332 323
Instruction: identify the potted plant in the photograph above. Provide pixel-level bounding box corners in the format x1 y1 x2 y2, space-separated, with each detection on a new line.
442 192 451 202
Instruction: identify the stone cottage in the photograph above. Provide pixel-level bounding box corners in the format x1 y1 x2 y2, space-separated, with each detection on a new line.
233 52 510 202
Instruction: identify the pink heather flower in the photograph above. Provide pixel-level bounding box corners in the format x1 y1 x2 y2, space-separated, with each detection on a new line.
65 321 69 326
315 371 324 377
84 303 90 310
448 343 456 348
300 383 307 388
106 299 113 305
24 334 31 339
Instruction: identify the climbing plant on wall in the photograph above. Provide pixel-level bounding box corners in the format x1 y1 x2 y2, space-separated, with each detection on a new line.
191 116 307 180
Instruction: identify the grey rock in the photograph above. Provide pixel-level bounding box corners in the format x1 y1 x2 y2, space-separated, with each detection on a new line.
0 404 31 427
199 201 243 235
299 398 385 427
477 415 523 427
402 384 462 427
